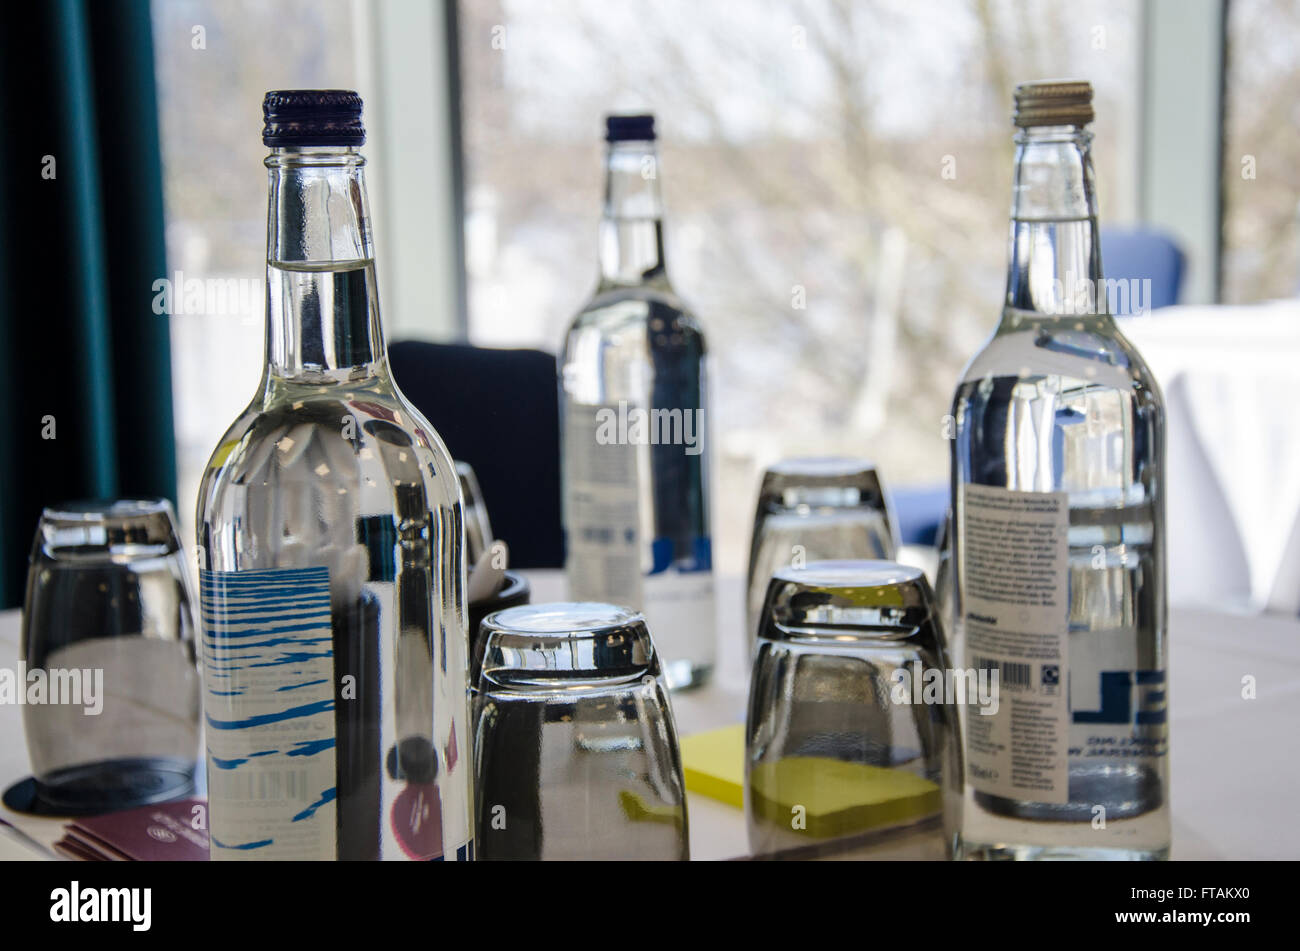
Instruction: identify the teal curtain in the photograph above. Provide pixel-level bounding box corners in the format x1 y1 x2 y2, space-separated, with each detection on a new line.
0 0 175 608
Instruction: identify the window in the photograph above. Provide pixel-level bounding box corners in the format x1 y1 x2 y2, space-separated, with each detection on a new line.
458 0 1140 571
153 0 361 551
153 1 1149 571
1221 0 1300 304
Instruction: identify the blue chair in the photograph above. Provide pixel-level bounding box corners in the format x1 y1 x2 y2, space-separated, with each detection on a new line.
388 341 564 569
1099 228 1185 314
890 484 949 547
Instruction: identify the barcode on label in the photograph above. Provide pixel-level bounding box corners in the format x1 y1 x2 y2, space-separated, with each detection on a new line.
208 768 314 803
974 657 1032 690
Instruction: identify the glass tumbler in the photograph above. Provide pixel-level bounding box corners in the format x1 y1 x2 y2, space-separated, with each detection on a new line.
746 458 897 661
473 602 689 860
457 460 494 565
933 506 956 658
20 499 201 813
746 561 962 859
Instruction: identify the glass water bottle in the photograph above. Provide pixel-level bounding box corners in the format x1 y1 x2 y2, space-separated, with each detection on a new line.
559 114 715 690
951 81 1169 860
196 91 473 861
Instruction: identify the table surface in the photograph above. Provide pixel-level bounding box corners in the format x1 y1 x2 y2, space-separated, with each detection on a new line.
2 571 1297 860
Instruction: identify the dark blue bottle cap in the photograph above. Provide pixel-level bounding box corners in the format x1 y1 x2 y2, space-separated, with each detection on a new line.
605 114 656 143
263 90 365 147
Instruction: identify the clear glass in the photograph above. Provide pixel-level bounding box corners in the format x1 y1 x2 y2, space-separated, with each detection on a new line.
745 458 897 663
951 124 1168 860
467 571 531 694
746 561 961 860
21 499 200 813
559 137 714 690
195 145 472 861
457 460 493 565
933 506 955 655
472 602 689 860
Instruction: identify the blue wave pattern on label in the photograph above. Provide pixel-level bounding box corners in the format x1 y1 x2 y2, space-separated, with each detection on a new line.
201 567 337 860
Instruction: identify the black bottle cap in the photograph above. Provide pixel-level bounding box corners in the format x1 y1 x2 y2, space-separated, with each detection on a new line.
605 113 656 143
262 90 365 147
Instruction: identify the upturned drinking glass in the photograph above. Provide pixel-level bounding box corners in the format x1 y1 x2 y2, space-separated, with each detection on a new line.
21 499 201 813
457 460 493 565
933 506 955 655
745 458 897 662
473 602 689 860
746 561 961 859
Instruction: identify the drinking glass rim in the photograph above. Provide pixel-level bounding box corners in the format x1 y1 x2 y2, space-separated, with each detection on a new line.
771 559 922 589
759 560 937 642
765 456 879 478
483 601 645 638
478 601 660 686
41 498 175 523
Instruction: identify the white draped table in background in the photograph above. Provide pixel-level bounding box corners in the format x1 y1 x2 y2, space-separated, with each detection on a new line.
2 572 1298 860
1121 301 1300 614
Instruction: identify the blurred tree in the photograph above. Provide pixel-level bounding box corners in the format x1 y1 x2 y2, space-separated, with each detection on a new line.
1222 0 1300 303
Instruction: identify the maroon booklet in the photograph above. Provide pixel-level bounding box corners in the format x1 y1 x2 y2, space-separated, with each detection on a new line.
54 798 209 861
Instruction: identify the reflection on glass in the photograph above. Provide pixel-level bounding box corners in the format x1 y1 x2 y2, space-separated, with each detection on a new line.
746 458 897 663
21 499 201 814
473 602 689 860
457 460 493 565
746 561 961 859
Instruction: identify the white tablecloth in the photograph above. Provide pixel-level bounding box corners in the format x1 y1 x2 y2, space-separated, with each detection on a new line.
2 572 1297 860
1121 302 1300 613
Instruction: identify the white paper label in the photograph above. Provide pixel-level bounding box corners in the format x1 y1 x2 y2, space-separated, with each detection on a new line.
960 483 1070 804
564 401 645 609
201 567 337 860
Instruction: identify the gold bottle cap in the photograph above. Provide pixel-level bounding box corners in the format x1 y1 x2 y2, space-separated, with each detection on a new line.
1013 79 1094 127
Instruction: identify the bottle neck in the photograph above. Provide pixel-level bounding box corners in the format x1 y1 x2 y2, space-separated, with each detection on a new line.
1004 125 1109 321
264 147 387 382
598 140 669 289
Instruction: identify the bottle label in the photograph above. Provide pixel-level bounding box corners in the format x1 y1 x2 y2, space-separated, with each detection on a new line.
432 839 475 862
563 401 645 609
960 484 1070 804
200 567 338 860
641 569 715 669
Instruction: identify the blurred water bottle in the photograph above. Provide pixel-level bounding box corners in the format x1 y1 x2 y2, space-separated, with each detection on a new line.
559 114 714 690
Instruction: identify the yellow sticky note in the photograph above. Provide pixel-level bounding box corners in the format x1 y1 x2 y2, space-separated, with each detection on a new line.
617 790 685 828
680 724 746 808
750 756 941 838
681 725 942 839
